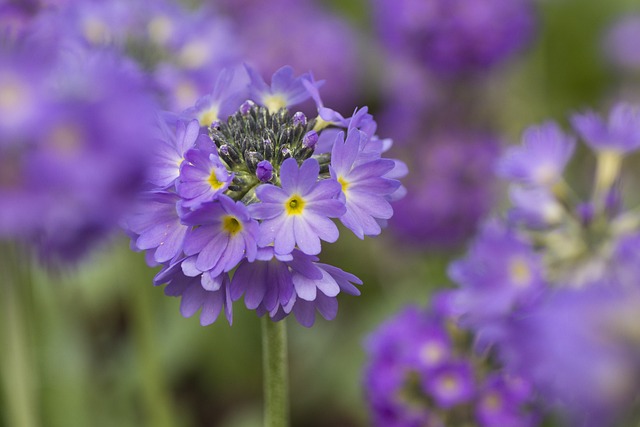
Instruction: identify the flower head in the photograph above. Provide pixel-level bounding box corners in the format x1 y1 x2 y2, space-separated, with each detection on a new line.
363 299 540 427
496 122 575 187
124 65 404 325
372 0 537 76
571 102 640 153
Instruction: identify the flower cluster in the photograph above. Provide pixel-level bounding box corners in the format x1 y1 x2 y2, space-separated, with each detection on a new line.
0 33 157 264
29 0 239 112
124 66 405 326
363 295 539 427
390 131 500 249
371 0 537 77
450 102 640 426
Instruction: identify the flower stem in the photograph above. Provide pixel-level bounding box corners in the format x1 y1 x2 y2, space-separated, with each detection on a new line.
130 280 178 427
0 243 38 427
261 317 289 427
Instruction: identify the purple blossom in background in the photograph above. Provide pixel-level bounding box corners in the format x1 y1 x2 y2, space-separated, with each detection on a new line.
571 103 640 153
450 103 640 425
496 122 575 187
225 0 361 113
604 14 640 73
363 299 539 427
0 40 158 264
390 131 499 249
123 65 404 327
371 0 537 77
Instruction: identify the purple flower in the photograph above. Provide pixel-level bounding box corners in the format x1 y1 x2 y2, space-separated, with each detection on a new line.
148 118 201 189
390 131 499 248
181 195 258 277
603 14 640 73
155 260 232 326
181 67 247 127
251 158 345 256
230 1 360 112
571 102 640 153
475 374 538 427
124 64 403 326
124 191 188 265
498 287 640 427
177 144 234 208
372 0 537 76
424 361 475 408
231 247 361 327
508 186 564 228
448 221 545 347
331 129 401 239
497 122 575 187
1 41 158 264
363 299 540 427
245 64 318 113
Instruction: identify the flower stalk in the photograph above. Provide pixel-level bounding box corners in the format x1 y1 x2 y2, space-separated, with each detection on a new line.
262 317 289 427
0 243 38 427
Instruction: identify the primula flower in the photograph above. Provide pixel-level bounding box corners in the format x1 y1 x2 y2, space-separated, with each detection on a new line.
604 14 640 73
246 65 319 113
251 157 345 256
363 300 539 427
148 118 202 189
177 145 233 208
181 195 258 276
371 0 537 76
124 65 404 326
0 41 158 264
451 102 640 425
330 129 400 239
571 102 640 153
496 122 575 187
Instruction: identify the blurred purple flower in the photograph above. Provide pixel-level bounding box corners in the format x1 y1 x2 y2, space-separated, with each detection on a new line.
363 300 540 427
390 131 499 249
497 122 575 187
604 14 640 73
372 0 537 77
229 1 361 113
572 102 640 153
0 43 158 264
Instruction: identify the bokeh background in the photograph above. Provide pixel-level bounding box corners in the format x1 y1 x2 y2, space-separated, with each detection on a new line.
3 0 640 426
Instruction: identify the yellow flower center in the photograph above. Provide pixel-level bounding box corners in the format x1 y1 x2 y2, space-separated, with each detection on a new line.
222 215 242 235
509 257 532 287
264 95 287 113
439 375 459 393
0 77 25 113
50 123 82 154
199 106 219 127
338 176 349 193
147 15 173 45
419 342 445 365
82 17 110 45
483 393 502 410
175 81 198 111
285 195 305 215
208 170 224 190
178 40 210 69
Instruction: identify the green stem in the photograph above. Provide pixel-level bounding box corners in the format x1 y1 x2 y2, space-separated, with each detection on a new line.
130 281 178 427
0 244 38 427
261 317 289 427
